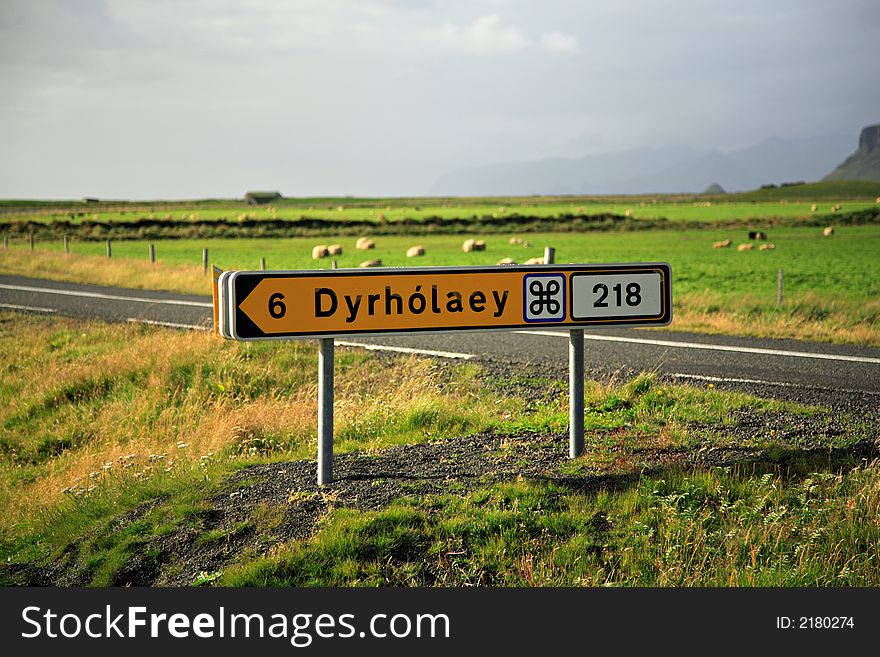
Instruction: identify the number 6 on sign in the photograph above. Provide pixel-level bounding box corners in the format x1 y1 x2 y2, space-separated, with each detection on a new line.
268 293 286 319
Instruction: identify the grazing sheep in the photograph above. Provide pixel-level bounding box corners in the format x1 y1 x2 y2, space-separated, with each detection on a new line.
355 237 375 250
625 209 634 217
831 204 841 212
498 207 505 213
509 237 522 245
876 197 880 204
759 243 775 251
462 238 476 253
312 245 329 259
359 259 382 268
737 243 754 251
713 239 732 248
337 205 345 212
823 226 834 236
496 257 516 265
523 256 546 265
811 204 818 212
473 239 486 251
406 245 425 257
748 231 767 240
327 244 343 255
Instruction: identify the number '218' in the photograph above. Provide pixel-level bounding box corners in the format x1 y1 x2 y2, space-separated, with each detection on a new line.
593 282 641 307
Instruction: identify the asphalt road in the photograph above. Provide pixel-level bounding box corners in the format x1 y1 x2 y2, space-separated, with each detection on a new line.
2 274 879 406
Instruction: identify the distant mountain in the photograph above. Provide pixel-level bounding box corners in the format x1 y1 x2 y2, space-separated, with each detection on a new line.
430 134 854 195
823 125 880 182
703 183 726 194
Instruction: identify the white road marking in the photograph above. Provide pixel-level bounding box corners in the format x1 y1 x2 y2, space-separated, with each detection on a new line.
0 283 212 308
126 318 210 331
335 341 475 360
0 302 56 313
516 330 880 365
668 372 880 396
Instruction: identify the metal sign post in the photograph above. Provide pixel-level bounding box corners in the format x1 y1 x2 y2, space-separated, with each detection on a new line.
569 329 585 458
318 338 334 485
216 263 672 484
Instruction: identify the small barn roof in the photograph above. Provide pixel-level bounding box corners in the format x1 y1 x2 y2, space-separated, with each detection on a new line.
244 191 282 200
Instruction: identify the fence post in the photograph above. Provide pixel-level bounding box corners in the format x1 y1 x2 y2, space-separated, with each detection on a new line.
106 239 112 258
29 233 34 251
149 243 155 263
260 257 266 271
3 236 8 249
544 246 555 265
63 235 69 254
777 269 783 306
202 248 209 274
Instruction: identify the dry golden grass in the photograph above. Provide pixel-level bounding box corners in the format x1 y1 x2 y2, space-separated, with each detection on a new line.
0 313 497 538
670 289 880 346
0 248 210 295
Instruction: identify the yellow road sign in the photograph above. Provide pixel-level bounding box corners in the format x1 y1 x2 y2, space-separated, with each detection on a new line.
219 263 671 341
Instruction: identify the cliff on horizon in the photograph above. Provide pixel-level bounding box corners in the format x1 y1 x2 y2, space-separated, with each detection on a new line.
823 124 880 182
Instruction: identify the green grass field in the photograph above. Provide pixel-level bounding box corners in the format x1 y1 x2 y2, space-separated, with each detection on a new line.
4 180 879 226
7 225 878 301
4 223 878 345
9 200 877 224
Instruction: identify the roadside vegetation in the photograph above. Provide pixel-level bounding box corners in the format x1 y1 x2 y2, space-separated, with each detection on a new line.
227 464 880 587
1 313 877 586
0 313 499 541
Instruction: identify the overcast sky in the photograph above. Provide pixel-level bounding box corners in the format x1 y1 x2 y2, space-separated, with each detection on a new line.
1 0 878 199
